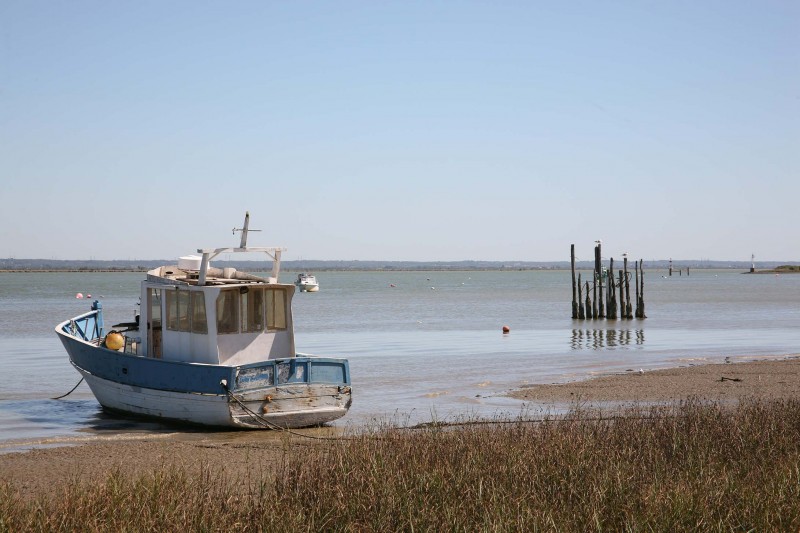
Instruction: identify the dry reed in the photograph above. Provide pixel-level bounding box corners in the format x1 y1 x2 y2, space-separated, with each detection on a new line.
2 398 799 532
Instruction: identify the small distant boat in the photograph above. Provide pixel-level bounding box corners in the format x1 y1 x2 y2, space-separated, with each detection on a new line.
295 273 319 292
55 213 351 429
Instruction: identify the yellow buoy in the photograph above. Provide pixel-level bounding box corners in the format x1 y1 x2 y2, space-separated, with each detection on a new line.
105 331 124 351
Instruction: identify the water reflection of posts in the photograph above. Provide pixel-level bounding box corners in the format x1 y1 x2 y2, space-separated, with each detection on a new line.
570 329 646 350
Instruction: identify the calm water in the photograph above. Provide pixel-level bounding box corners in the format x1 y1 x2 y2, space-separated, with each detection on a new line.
1 269 798 449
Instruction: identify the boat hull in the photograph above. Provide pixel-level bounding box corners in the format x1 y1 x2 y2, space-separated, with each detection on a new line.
297 283 319 292
77 371 350 428
57 320 351 429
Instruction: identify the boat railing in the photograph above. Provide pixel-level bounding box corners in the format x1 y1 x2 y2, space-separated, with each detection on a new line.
63 308 103 343
234 357 349 392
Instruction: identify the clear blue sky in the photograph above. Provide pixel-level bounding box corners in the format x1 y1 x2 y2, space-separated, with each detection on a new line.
1 1 797 262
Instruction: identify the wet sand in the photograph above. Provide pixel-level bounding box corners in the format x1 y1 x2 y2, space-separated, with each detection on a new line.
509 356 800 404
2 356 799 500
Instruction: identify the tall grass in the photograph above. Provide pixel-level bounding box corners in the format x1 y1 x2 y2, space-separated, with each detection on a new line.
2 398 799 531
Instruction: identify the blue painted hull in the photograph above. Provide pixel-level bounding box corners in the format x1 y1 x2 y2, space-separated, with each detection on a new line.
56 313 352 429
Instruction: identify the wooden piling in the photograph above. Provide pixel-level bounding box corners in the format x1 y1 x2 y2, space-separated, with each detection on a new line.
568 245 645 320
606 257 617 320
585 280 592 319
637 259 647 318
624 256 632 319
595 244 605 318
571 244 578 319
634 260 641 318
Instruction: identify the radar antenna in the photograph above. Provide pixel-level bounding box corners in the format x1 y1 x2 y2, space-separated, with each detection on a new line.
232 211 262 248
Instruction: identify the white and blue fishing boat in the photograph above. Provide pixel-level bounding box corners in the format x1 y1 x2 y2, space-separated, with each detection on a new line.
55 213 351 429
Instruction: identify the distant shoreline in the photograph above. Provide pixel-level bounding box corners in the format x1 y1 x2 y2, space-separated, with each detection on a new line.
745 267 800 274
3 258 798 273
3 267 799 274
0 269 149 273
4 266 800 274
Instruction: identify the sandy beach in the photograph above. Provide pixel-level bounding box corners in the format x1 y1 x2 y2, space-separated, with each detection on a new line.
510 355 800 404
2 356 799 500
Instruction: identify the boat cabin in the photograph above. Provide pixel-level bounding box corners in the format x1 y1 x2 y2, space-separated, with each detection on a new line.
130 245 295 367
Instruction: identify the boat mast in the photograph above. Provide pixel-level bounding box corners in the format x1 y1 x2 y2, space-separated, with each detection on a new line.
233 211 261 249
197 212 285 286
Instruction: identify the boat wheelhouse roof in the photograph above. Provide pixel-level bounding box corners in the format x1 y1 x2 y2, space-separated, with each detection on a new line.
147 257 284 288
147 236 287 288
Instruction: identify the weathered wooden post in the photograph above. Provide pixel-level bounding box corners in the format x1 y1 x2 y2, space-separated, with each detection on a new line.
634 260 640 318
613 258 620 318
585 281 593 319
638 259 647 318
624 255 632 319
595 243 605 318
569 246 647 321
571 244 578 319
607 257 614 318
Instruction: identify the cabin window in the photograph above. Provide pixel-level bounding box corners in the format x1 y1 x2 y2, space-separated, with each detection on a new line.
191 292 207 334
149 289 162 328
216 290 239 334
266 288 287 330
148 289 162 359
241 288 265 333
177 290 190 332
166 290 178 331
166 289 191 332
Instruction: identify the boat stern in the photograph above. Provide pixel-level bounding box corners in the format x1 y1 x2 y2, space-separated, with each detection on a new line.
227 357 351 429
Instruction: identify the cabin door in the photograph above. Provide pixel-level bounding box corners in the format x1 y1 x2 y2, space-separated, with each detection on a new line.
147 289 163 359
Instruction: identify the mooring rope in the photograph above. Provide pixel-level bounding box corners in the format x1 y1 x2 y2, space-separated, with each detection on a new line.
51 377 85 400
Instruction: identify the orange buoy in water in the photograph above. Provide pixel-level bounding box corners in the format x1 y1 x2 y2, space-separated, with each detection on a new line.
502 325 510 334
75 293 83 299
105 331 124 351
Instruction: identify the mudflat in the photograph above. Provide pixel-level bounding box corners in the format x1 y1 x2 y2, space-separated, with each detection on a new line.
509 356 800 404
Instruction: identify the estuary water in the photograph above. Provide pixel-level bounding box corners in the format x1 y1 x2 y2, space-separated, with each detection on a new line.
0 269 798 450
